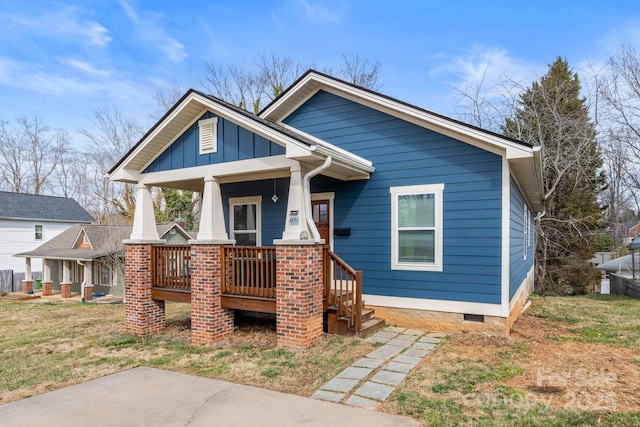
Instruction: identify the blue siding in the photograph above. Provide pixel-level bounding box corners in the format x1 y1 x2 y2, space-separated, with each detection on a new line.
144 112 285 173
509 177 534 300
286 90 503 305
221 178 289 245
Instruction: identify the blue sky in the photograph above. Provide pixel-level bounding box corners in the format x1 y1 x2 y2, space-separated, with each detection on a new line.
1 0 639 147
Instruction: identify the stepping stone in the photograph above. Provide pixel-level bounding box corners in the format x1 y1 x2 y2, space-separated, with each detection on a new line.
366 335 389 344
419 336 442 344
336 366 373 380
412 341 437 350
383 361 415 373
370 370 408 386
403 347 431 358
382 326 405 334
353 357 385 369
311 390 344 403
367 344 405 360
320 378 359 393
394 354 422 365
402 329 425 336
369 331 397 341
354 381 396 401
387 336 416 347
345 395 379 409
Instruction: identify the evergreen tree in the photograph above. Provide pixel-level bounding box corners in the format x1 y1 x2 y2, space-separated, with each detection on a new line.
503 57 604 294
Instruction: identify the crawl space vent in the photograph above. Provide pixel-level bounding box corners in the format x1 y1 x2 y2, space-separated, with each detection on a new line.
463 314 485 323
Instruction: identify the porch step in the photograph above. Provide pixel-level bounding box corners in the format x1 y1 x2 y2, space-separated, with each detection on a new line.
357 317 386 337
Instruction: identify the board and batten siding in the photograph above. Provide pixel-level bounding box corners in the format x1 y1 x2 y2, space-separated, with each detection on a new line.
509 177 534 300
144 112 285 173
285 90 503 304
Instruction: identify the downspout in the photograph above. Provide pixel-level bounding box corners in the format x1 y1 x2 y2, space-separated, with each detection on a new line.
77 259 86 302
303 156 332 243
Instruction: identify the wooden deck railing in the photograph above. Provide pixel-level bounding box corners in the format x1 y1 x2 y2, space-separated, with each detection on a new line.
323 248 363 332
152 245 191 290
222 246 277 299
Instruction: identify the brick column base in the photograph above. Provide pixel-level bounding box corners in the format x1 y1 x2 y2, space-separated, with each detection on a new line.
61 283 71 298
125 244 165 335
83 285 93 302
275 244 324 349
191 244 234 345
23 280 33 295
41 281 52 296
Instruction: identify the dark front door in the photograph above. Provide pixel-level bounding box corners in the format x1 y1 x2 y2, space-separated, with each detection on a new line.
312 199 330 246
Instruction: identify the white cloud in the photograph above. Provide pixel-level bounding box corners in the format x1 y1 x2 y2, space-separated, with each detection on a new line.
118 2 188 63
62 58 112 78
5 8 111 47
296 0 343 23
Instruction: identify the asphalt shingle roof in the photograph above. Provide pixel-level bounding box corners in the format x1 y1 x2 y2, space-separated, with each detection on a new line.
0 192 94 222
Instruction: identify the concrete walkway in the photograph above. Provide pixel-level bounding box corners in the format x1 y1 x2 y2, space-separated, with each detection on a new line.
312 326 443 409
0 367 418 427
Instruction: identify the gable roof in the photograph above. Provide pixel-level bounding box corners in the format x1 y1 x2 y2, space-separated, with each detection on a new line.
15 222 192 261
108 90 374 184
260 70 544 211
0 192 94 223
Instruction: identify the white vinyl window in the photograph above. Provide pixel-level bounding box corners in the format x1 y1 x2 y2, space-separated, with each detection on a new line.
229 196 262 246
523 204 528 260
35 224 43 240
198 117 218 154
390 184 444 271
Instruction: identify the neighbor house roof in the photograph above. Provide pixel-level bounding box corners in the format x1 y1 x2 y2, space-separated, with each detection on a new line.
0 191 94 223
596 254 635 272
15 222 191 261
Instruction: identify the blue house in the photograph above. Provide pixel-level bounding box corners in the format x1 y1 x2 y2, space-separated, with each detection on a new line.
110 70 542 345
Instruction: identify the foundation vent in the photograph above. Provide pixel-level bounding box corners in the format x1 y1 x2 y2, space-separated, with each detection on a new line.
463 313 485 323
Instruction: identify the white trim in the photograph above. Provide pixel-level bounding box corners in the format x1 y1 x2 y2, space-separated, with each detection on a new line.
198 117 218 155
501 156 510 317
364 294 503 317
509 264 535 311
390 183 444 272
523 203 528 260
229 196 262 246
311 192 334 251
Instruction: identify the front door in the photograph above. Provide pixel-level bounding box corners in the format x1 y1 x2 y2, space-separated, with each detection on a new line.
312 199 330 246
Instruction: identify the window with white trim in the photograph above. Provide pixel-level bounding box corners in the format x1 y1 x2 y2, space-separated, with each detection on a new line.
229 196 262 246
198 117 218 155
390 184 444 271
35 224 43 240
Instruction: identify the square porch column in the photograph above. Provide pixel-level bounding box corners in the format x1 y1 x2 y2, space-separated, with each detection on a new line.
190 243 235 345
124 244 165 335
22 257 33 294
61 260 72 298
41 259 52 296
275 243 324 349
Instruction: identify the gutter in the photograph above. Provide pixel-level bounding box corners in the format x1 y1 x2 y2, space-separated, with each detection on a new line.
303 157 332 243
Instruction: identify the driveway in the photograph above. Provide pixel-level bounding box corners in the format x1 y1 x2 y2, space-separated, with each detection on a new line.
0 367 418 426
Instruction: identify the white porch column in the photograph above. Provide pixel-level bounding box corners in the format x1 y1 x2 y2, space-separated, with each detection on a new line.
62 260 71 284
24 257 32 281
195 176 233 243
129 184 160 241
276 163 313 243
84 261 93 286
43 259 51 282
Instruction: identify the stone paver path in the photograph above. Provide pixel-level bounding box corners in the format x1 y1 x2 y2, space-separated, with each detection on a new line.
311 327 444 409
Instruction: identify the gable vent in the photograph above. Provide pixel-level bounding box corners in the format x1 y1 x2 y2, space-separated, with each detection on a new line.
198 117 218 155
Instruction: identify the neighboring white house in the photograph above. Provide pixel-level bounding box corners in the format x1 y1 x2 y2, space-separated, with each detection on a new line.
0 191 94 273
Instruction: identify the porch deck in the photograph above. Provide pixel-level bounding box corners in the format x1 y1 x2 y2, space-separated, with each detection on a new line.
149 245 382 335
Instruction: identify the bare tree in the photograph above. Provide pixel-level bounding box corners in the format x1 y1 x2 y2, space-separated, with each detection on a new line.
201 52 383 114
80 106 144 222
150 85 186 122
0 116 68 195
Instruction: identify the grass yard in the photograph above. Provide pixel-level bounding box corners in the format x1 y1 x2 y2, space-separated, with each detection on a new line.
0 300 373 405
1 294 639 426
382 294 640 426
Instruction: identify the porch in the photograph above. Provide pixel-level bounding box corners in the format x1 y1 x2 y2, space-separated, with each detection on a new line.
146 244 383 339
